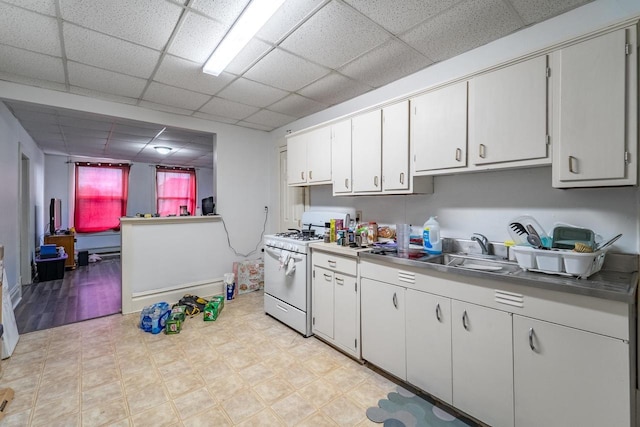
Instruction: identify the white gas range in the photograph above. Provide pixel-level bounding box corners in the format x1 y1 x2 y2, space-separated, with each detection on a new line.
263 210 353 337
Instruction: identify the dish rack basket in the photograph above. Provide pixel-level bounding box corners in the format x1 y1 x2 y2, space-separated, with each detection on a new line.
512 246 607 279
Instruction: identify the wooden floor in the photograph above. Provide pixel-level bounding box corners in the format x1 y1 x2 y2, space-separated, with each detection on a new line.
14 257 121 334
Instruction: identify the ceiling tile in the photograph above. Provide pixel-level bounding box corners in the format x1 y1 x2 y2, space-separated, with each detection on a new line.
343 0 459 34
280 0 391 68
167 11 227 63
15 112 59 125
225 39 273 75
298 72 372 106
112 124 162 138
142 82 211 111
65 135 108 145
22 123 62 135
57 116 113 131
509 0 593 25
217 78 288 108
110 133 155 144
138 100 195 116
0 3 60 55
67 62 147 98
244 109 296 128
235 121 273 132
268 94 326 117
60 126 110 139
69 86 139 105
0 72 66 91
63 24 161 79
3 0 56 15
59 0 182 50
244 48 329 91
0 45 65 83
400 0 523 62
192 112 238 125
339 39 431 88
190 0 251 27
256 0 325 43
154 55 235 96
199 97 259 121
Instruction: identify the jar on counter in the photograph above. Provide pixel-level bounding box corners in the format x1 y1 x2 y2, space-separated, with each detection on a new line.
367 222 378 245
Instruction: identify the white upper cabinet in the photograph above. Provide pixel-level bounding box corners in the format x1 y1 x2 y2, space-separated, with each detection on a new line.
382 101 410 192
469 55 549 166
331 119 353 194
552 27 637 188
286 126 332 186
412 81 468 173
351 109 382 193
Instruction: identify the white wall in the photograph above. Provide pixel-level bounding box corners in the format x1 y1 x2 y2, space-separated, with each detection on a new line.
0 83 272 275
0 101 45 298
269 0 640 254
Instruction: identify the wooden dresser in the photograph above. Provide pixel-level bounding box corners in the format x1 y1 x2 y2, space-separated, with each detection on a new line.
44 234 76 269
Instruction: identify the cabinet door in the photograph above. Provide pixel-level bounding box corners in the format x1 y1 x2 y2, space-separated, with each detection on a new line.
312 266 334 339
451 300 514 427
306 126 332 184
382 101 410 191
553 29 633 186
361 278 406 380
287 133 307 185
351 110 382 193
331 119 353 194
513 316 630 427
334 273 357 353
412 81 467 172
469 55 548 165
406 289 452 404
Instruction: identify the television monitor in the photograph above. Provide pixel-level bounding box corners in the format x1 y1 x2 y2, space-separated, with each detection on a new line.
49 198 61 235
202 196 215 215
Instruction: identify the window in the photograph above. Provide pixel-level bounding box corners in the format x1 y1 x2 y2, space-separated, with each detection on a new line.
156 166 197 217
74 163 130 233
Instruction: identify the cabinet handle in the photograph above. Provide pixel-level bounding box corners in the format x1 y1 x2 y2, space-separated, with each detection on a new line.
309 170 313 180
399 172 405 184
479 144 486 159
392 292 398 309
529 327 536 351
335 277 344 285
328 260 336 266
374 176 379 187
435 303 442 322
323 273 332 281
345 178 349 189
568 156 578 174
301 171 304 180
455 148 462 162
462 310 469 330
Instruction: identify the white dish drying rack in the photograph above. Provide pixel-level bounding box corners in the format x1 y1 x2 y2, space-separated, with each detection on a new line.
512 246 607 279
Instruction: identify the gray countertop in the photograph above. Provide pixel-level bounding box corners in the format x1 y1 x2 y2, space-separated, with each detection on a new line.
359 250 638 304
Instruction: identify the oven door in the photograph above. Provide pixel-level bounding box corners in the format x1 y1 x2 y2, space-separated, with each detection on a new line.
264 247 307 311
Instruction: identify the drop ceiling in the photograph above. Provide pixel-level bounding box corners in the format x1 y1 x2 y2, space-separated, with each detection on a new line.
0 0 593 164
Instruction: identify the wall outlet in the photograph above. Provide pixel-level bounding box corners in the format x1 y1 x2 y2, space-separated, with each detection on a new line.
355 210 362 223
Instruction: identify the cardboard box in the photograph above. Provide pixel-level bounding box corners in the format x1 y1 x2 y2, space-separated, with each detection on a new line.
233 259 264 294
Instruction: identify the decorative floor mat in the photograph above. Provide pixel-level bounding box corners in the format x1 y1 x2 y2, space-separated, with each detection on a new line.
366 386 473 427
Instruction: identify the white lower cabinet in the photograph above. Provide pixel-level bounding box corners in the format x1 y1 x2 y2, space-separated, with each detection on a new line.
361 277 406 380
311 250 360 358
452 300 514 427
405 290 452 404
513 315 631 427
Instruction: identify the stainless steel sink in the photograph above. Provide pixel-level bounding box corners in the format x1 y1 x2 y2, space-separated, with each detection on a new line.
423 253 522 275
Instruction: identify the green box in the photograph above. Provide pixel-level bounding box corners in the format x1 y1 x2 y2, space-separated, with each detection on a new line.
171 305 187 322
165 318 181 334
203 300 220 321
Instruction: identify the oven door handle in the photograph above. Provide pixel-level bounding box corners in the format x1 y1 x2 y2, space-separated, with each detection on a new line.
265 247 304 262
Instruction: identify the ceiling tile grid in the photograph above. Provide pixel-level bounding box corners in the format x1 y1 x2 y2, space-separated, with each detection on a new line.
0 0 595 164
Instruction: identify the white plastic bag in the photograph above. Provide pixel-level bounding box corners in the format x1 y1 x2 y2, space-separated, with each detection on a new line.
2 266 19 359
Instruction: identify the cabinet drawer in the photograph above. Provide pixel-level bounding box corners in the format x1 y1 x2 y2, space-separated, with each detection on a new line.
313 251 357 276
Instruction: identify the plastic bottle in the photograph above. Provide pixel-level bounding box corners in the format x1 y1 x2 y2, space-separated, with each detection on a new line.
423 216 442 255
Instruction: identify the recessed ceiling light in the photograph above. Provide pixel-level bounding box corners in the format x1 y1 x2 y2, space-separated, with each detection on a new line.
154 146 172 155
203 0 286 76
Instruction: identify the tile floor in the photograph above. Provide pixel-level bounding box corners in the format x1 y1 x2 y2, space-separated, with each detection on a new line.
0 290 397 426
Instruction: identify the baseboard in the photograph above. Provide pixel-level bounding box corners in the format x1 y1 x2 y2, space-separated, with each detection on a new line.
125 279 224 314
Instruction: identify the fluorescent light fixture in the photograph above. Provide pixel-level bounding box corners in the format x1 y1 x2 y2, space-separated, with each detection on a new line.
203 0 286 76
154 146 172 155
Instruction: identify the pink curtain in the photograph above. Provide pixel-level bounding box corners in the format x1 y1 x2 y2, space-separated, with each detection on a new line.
156 167 197 217
74 163 130 233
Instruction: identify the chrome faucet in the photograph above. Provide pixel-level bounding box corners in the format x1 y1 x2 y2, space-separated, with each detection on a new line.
471 233 489 255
